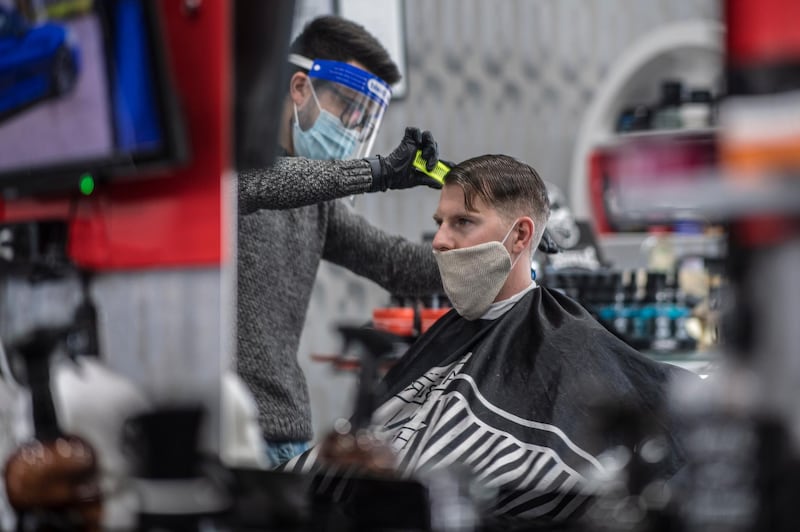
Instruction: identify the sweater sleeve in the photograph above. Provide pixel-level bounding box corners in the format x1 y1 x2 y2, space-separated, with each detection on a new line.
238 157 374 214
322 200 442 296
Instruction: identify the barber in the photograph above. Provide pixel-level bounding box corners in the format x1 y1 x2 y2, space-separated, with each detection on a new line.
236 15 444 468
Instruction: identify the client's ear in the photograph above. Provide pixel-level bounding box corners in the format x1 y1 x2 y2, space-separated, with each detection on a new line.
513 217 535 252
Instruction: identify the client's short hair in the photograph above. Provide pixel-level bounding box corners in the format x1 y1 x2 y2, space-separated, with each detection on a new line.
444 154 551 248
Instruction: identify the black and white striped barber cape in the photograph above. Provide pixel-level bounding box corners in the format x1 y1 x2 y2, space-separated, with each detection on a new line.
285 287 690 526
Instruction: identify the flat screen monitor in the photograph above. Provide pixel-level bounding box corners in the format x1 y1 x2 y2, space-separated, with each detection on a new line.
0 0 186 198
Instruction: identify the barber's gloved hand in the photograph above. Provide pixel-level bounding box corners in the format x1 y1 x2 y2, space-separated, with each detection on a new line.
367 127 442 192
538 228 561 254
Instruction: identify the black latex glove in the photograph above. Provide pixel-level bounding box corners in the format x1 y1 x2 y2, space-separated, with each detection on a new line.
367 127 442 192
537 228 561 254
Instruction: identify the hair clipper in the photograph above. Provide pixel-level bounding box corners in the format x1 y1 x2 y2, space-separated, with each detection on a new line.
413 150 451 185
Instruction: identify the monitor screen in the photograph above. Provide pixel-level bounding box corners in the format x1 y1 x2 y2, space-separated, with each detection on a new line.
0 0 185 198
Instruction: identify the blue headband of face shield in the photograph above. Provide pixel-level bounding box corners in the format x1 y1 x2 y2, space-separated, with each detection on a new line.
289 54 392 161
289 54 392 107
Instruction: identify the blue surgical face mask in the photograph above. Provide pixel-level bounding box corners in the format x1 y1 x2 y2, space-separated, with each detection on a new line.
292 98 359 160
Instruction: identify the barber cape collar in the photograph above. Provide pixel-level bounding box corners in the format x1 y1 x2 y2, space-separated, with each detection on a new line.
289 54 391 160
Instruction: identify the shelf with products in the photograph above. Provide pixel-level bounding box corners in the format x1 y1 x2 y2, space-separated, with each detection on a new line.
573 16 800 232
545 263 726 363
594 95 800 225
541 214 728 370
569 19 725 233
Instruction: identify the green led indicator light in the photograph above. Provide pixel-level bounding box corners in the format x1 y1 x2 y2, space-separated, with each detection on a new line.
79 174 95 196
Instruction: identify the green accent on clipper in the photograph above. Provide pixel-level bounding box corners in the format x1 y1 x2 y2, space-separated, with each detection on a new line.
413 150 451 184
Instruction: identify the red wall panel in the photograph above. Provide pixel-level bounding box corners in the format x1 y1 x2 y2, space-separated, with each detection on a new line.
0 1 231 270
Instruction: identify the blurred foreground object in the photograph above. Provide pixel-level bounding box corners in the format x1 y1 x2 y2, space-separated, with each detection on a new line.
4 328 102 532
317 326 398 475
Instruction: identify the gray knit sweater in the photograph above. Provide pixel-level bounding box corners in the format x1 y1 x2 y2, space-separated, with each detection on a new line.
238 157 442 441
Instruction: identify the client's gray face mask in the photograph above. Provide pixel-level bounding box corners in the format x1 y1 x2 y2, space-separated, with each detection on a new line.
433 223 520 321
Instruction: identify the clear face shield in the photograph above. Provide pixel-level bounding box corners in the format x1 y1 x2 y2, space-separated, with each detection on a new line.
289 54 392 161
